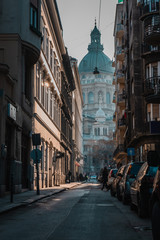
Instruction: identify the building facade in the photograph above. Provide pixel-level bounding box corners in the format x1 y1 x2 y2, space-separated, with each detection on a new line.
113 0 160 166
71 58 83 180
0 0 41 196
0 0 82 196
79 22 115 174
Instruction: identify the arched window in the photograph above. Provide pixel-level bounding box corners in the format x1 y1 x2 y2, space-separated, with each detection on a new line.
94 128 98 136
88 92 94 104
82 92 85 103
103 128 108 136
106 92 111 104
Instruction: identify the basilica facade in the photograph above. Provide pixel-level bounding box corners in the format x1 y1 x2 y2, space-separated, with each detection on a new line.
79 22 115 174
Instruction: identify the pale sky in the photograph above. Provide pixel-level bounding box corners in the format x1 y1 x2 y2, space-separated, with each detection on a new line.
56 0 118 65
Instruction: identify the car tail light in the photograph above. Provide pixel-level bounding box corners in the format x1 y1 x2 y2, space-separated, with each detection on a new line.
109 170 112 178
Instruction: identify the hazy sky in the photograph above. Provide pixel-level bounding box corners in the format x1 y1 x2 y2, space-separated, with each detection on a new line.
57 0 118 65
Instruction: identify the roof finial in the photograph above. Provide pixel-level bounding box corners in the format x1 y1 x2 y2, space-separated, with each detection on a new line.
95 18 97 27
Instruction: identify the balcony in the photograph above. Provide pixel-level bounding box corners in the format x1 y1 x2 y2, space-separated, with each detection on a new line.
112 93 116 103
113 144 126 159
143 121 160 134
144 76 160 103
118 117 126 129
141 43 160 59
144 15 160 45
113 113 116 122
112 78 116 85
116 23 124 38
139 0 159 20
117 70 125 84
116 46 125 61
113 131 116 140
117 91 126 107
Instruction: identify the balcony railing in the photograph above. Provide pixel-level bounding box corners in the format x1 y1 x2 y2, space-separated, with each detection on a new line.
144 76 160 94
116 23 124 38
144 15 160 43
116 46 125 55
117 70 125 83
118 118 126 127
113 144 125 158
140 0 159 16
142 43 160 55
117 90 126 102
143 121 160 134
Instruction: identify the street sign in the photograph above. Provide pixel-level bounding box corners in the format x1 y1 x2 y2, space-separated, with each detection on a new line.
32 133 41 146
30 149 42 163
127 148 135 156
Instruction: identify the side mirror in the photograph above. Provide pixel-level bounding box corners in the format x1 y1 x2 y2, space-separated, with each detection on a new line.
147 151 160 167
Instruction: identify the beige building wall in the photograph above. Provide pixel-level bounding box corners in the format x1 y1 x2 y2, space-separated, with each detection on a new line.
71 58 83 180
32 0 66 188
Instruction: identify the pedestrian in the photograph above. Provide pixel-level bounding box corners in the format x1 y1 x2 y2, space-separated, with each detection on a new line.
101 166 108 190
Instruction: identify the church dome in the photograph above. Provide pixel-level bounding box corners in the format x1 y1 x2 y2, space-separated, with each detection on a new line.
79 22 114 74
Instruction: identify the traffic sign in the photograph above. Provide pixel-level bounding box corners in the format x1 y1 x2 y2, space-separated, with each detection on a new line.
30 149 42 163
127 148 135 156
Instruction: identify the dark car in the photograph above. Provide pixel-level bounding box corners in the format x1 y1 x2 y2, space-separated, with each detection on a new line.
107 168 118 189
147 151 160 240
117 162 144 204
110 165 125 197
130 162 158 217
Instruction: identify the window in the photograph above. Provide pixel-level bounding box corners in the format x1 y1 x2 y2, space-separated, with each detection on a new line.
30 5 38 30
147 103 160 121
36 62 40 100
82 92 85 103
50 92 53 118
50 43 53 70
103 128 108 136
88 92 94 104
45 86 49 112
41 77 45 106
46 33 49 60
106 92 110 104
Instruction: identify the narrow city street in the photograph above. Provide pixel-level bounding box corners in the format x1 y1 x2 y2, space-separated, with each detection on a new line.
0 182 152 240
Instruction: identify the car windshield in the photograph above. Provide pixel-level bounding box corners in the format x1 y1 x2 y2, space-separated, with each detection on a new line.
147 166 158 177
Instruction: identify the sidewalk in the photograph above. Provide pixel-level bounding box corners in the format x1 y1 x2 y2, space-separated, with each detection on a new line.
0 182 84 215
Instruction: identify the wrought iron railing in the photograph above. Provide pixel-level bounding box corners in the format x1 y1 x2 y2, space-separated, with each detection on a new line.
144 76 160 94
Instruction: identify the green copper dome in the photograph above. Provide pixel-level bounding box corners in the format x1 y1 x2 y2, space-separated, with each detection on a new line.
79 22 114 74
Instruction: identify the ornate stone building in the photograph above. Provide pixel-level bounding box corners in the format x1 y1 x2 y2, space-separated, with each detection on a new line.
79 22 115 174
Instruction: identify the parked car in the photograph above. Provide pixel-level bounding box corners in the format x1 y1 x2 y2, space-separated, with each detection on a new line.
147 150 160 240
130 162 158 217
107 168 118 189
110 165 125 197
117 162 144 204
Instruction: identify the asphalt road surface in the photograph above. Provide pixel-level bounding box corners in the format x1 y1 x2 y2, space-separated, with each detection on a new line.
0 182 153 240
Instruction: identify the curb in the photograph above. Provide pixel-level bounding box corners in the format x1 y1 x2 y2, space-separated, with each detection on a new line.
0 182 85 215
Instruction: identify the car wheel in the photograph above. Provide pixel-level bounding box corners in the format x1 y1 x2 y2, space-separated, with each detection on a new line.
152 201 160 240
117 187 122 201
110 187 115 197
130 202 136 211
138 195 147 218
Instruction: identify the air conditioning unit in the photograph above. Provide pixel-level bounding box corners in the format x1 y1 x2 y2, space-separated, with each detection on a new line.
8 103 16 121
